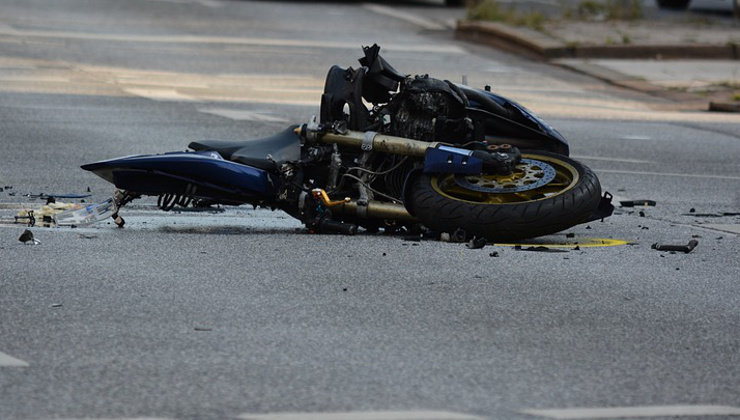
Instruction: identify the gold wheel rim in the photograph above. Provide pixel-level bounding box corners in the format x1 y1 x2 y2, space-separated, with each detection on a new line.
431 154 580 204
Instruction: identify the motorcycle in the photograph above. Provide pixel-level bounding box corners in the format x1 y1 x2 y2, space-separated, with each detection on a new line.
82 45 613 241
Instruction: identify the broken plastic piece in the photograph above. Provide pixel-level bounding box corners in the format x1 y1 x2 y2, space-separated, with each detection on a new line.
620 200 656 207
55 198 116 226
515 246 568 253
651 240 698 254
466 237 487 249
18 229 40 245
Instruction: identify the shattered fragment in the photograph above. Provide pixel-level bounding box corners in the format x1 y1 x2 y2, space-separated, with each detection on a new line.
18 229 40 245
515 246 568 253
466 237 487 249
620 200 656 207
651 240 698 254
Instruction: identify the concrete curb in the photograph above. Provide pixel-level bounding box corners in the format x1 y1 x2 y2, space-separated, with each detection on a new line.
456 20 740 60
456 20 740 112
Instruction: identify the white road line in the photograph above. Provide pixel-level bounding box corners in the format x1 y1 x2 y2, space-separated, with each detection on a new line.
237 411 486 420
362 4 448 31
0 350 29 367
0 28 465 54
571 155 653 164
51 418 176 420
199 108 288 122
698 224 740 235
147 0 222 6
594 169 740 181
521 404 740 419
123 88 198 102
620 135 652 141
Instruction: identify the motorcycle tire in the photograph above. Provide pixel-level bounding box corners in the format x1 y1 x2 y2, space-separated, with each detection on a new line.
407 151 602 241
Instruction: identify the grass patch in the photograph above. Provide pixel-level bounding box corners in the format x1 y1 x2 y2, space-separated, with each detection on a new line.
732 92 740 101
467 0 547 31
561 0 643 21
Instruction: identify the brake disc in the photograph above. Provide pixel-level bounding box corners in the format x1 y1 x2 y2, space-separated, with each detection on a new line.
453 158 557 193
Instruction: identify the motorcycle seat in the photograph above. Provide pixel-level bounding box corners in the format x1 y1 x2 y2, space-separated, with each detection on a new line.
189 125 301 171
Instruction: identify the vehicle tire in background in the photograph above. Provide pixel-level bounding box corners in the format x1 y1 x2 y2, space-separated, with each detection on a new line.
656 0 691 9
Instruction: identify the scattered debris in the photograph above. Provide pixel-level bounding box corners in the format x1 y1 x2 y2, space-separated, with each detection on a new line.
639 211 645 217
651 239 699 254
514 245 569 253
50 303 63 308
18 229 40 245
489 251 499 257
194 327 212 332
566 233 575 238
55 198 116 226
466 237 487 249
689 208 696 213
620 200 656 207
26 193 92 200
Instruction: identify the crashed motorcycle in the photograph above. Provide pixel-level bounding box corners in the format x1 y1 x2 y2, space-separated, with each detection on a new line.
82 45 613 240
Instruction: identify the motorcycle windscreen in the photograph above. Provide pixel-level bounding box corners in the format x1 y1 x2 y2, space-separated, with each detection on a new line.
81 151 276 203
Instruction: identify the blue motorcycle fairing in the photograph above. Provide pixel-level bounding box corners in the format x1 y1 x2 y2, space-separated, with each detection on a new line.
455 84 569 155
81 151 277 201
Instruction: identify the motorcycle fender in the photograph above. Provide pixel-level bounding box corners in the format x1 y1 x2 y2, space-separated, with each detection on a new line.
81 151 276 200
423 145 483 175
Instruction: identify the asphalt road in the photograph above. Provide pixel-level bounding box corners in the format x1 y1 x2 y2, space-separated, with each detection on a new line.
1 1 739 420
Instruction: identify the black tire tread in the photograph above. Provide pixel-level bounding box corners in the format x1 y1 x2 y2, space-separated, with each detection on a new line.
408 152 602 241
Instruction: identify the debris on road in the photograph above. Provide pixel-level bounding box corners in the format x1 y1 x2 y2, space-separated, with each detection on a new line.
619 200 656 207
651 240 699 254
55 198 116 226
514 245 569 253
18 229 40 245
15 202 86 227
467 237 487 249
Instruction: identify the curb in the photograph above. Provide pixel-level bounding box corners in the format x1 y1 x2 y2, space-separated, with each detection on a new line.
456 20 740 112
456 20 740 60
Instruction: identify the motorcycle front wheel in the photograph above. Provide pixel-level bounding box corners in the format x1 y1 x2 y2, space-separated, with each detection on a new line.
407 151 603 241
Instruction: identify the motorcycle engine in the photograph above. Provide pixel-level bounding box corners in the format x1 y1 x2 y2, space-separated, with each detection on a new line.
387 75 474 143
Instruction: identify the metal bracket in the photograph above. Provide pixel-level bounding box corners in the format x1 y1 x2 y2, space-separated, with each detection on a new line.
362 131 377 152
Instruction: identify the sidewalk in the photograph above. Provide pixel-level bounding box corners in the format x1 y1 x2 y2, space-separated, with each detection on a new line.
456 15 740 111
